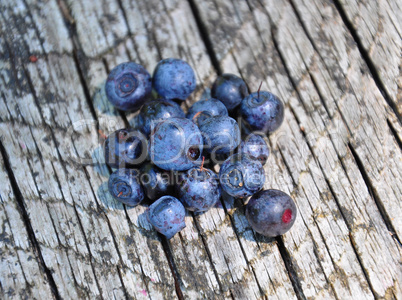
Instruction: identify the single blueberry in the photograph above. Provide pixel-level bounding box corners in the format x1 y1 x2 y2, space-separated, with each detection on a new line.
199 116 240 155
219 153 265 198
105 62 152 111
186 98 228 125
245 189 297 237
240 91 284 133
211 74 249 110
147 196 186 239
176 167 221 212
149 117 203 171
104 129 148 168
153 58 196 100
108 169 144 206
137 98 185 137
239 134 270 165
140 162 174 201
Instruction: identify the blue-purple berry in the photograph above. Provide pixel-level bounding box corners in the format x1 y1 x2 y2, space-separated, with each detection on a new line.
104 129 148 168
147 196 186 238
239 134 270 165
240 91 284 133
245 189 297 237
186 98 228 125
105 62 152 111
153 58 196 100
140 163 174 201
149 118 203 171
219 153 265 198
137 99 185 137
108 169 144 206
199 116 240 155
211 74 249 110
176 167 221 212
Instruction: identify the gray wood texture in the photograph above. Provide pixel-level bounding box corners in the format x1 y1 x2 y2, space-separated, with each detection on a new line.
0 0 401 299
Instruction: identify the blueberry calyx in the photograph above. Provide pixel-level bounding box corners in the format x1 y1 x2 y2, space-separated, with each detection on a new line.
116 74 138 97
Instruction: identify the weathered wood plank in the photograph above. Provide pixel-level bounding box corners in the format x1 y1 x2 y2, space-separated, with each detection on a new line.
335 0 401 116
125 0 297 297
0 154 54 299
265 0 402 233
66 0 299 297
0 0 177 298
254 0 402 298
282 0 402 240
1 0 401 299
193 0 402 298
66 1 225 298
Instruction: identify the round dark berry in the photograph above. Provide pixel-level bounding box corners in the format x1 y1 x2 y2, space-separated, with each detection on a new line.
176 167 221 212
105 62 152 111
140 163 174 201
147 196 186 239
239 134 270 165
219 153 265 198
246 189 297 237
153 58 196 100
240 91 284 133
104 129 148 169
108 169 144 206
211 74 249 110
149 118 203 171
137 98 185 137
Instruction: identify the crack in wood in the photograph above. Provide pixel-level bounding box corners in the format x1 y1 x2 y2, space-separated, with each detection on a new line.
270 33 387 299
1 200 33 293
276 237 307 300
187 0 222 75
23 64 105 297
347 143 401 245
387 119 402 152
331 0 401 124
189 213 225 294
79 165 130 300
0 140 61 300
219 198 266 298
2 0 401 298
72 50 98 122
159 235 184 300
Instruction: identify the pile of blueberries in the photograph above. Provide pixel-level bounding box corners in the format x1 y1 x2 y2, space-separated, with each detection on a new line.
104 58 297 239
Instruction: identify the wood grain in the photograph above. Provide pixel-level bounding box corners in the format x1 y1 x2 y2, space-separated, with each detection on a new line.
192 0 401 298
336 0 401 116
0 0 401 299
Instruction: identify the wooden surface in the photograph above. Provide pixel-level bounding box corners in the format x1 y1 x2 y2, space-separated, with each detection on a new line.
0 0 401 299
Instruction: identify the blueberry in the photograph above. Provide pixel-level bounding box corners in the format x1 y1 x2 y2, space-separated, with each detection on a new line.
219 153 265 198
239 134 270 165
153 58 196 100
211 74 249 110
199 116 240 155
140 162 174 201
176 167 221 212
240 91 284 133
186 98 228 125
245 189 297 237
108 169 144 206
149 117 203 171
147 196 186 238
137 99 185 137
105 62 152 111
104 129 148 168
